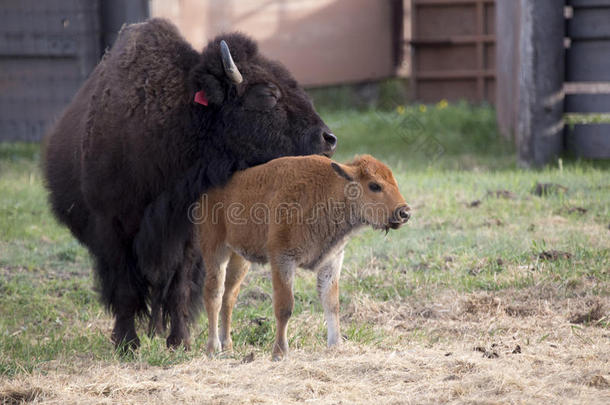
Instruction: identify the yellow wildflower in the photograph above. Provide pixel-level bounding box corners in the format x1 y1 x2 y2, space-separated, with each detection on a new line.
396 105 406 115
436 99 449 110
419 104 427 113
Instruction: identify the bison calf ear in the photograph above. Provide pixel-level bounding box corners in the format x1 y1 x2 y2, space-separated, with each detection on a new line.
331 162 354 182
189 66 226 105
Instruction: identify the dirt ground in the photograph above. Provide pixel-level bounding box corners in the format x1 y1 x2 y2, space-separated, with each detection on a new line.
1 290 608 405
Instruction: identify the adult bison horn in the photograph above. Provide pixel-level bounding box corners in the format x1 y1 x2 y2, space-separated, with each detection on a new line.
220 40 243 84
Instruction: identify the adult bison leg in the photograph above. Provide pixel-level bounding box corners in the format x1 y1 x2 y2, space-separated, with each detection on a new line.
93 215 147 351
134 159 232 349
163 231 206 350
110 283 141 351
165 269 191 349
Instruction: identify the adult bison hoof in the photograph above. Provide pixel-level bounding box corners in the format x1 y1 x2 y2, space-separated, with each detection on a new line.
112 331 140 354
166 334 191 351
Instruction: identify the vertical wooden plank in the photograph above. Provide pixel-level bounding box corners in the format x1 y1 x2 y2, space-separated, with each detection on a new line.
411 0 420 102
390 0 404 69
476 0 485 101
495 0 521 139
400 0 412 78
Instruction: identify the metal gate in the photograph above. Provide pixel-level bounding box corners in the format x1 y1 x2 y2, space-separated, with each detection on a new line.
410 0 496 104
564 0 610 159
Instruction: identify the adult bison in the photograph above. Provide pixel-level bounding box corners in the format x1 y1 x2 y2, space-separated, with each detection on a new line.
43 18 336 350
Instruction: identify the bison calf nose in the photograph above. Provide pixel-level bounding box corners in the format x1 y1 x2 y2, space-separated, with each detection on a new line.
397 206 411 223
322 131 337 151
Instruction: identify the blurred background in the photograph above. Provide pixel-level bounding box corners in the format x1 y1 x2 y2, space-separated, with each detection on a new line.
1 2 609 385
0 0 609 166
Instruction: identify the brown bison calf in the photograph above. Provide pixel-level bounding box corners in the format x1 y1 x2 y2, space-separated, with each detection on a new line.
195 154 410 360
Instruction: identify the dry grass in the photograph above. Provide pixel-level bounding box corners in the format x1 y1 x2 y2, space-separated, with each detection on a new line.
2 291 608 405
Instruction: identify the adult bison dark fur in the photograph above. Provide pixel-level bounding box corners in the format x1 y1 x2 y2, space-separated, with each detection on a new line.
43 18 336 351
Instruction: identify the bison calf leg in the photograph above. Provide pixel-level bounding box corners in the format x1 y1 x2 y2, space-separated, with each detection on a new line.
203 247 230 355
271 258 296 361
219 253 250 351
317 250 344 347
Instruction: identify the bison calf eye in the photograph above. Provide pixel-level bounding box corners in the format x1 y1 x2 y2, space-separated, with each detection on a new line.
368 182 382 192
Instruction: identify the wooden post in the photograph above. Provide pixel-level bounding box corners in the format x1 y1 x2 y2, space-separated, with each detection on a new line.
496 0 566 166
517 0 566 167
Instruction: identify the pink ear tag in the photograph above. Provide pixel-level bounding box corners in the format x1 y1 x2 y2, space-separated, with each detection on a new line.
194 90 208 106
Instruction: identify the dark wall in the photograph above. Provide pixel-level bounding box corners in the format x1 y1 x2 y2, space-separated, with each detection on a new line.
0 0 149 142
497 0 610 165
564 0 610 159
100 0 149 51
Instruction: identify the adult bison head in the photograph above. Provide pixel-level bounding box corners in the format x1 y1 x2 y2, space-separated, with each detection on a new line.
189 33 336 167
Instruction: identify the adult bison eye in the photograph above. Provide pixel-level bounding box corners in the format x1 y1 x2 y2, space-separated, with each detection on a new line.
368 182 382 192
243 83 280 111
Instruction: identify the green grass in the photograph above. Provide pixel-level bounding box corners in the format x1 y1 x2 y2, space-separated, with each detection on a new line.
1 103 609 376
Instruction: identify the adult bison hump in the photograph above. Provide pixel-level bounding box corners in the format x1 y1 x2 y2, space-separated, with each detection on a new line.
43 18 336 351
80 20 199 217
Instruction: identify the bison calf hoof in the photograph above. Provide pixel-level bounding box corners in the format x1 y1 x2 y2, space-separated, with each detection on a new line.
221 338 233 352
327 339 341 348
272 342 288 361
327 332 342 348
206 338 222 356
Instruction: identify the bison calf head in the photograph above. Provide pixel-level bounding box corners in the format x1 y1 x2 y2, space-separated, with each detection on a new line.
331 155 410 232
189 33 336 166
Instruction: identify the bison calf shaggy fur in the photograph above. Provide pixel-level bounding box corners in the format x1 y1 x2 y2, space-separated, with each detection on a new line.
43 19 336 351
196 154 410 360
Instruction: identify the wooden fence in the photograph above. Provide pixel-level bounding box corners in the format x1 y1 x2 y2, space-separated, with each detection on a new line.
410 0 496 104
